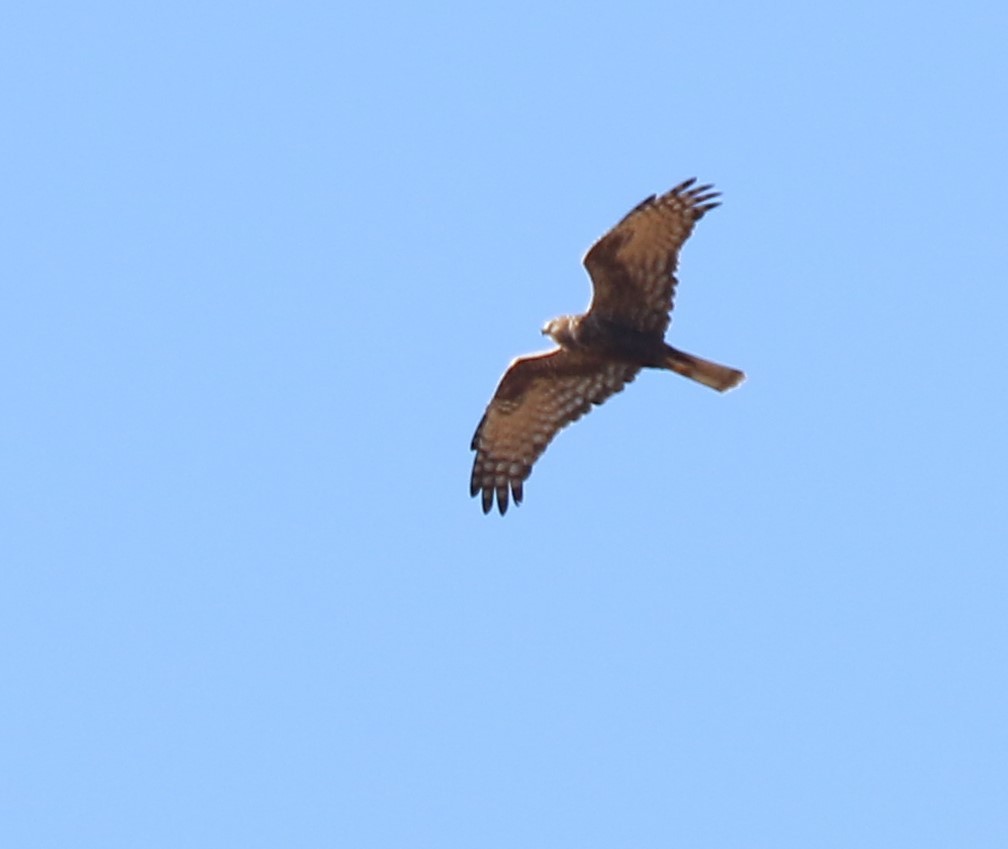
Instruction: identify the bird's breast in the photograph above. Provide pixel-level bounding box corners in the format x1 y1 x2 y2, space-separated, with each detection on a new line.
577 315 664 363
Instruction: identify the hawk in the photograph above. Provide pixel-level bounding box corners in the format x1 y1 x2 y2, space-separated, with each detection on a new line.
470 178 744 515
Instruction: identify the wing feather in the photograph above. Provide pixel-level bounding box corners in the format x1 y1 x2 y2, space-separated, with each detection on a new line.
583 178 720 335
470 350 639 515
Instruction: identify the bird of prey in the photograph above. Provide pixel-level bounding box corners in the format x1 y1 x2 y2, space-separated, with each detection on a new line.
470 178 744 515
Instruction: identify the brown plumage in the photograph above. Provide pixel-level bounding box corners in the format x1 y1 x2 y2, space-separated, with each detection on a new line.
470 178 744 515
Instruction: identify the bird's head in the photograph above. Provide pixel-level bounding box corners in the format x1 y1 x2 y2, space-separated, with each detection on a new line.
541 315 578 347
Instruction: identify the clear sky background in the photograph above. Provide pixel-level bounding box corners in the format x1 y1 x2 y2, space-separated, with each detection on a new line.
3 2 1006 847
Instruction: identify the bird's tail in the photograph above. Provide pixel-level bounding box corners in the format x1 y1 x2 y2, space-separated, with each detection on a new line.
662 345 745 392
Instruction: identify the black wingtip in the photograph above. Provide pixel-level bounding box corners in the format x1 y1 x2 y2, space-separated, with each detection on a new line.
495 483 509 515
694 201 721 219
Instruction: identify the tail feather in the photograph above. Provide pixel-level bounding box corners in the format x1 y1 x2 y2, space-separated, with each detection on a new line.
663 345 745 392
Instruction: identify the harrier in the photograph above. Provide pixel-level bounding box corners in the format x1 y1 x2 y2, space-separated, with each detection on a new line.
470 178 744 515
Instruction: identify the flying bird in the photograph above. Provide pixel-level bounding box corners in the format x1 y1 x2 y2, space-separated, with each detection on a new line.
470 178 744 515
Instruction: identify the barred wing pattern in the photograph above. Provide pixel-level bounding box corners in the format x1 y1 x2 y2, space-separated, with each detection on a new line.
583 178 720 336
470 351 640 515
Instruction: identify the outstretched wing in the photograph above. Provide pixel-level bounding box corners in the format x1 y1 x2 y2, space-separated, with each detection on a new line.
583 178 720 336
470 350 639 515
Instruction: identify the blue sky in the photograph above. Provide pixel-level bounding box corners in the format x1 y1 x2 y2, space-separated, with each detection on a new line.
3 1 1007 846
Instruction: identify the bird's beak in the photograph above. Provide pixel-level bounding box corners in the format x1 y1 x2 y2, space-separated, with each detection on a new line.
540 325 548 336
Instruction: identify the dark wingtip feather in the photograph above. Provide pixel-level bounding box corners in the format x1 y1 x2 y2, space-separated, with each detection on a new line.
495 483 509 515
694 200 721 219
470 413 486 450
627 193 657 217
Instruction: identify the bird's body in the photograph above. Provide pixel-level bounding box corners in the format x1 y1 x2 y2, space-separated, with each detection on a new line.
470 178 744 515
